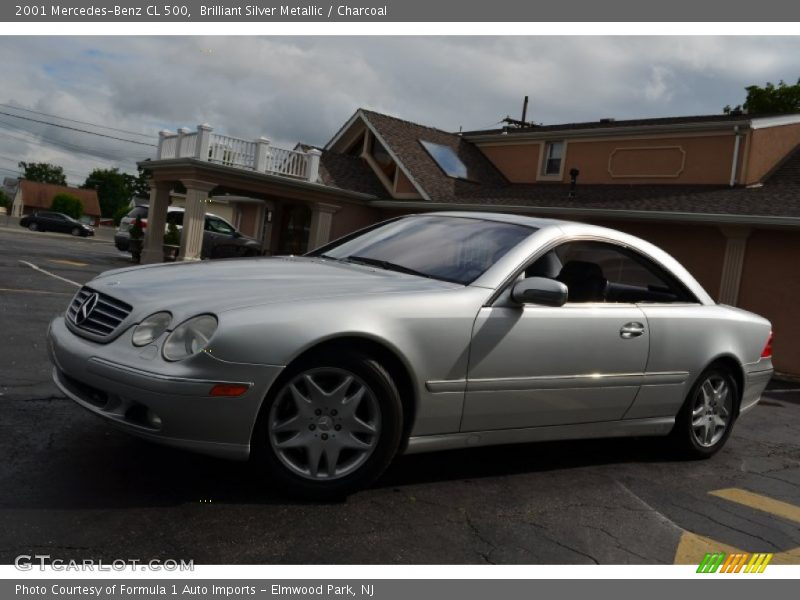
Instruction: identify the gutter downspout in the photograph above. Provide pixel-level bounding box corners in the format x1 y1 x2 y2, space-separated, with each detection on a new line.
730 126 742 187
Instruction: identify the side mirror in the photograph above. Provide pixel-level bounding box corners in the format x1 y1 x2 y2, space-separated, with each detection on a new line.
232 230 241 238
511 277 568 307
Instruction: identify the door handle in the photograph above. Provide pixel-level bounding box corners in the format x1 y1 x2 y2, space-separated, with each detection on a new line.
620 322 645 339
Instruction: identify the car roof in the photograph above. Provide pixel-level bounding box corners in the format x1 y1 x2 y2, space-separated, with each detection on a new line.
423 211 567 229
133 205 226 220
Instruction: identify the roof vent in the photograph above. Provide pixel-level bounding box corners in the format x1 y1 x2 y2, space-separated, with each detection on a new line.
599 118 616 123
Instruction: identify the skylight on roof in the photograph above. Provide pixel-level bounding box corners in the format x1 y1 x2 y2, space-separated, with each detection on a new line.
420 140 469 179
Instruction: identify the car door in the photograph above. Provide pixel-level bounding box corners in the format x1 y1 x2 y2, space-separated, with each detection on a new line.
36 211 55 231
462 241 651 431
204 216 238 258
52 213 70 233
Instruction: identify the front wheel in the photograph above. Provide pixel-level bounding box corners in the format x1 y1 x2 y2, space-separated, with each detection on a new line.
71 227 81 236
252 353 403 499
671 366 738 458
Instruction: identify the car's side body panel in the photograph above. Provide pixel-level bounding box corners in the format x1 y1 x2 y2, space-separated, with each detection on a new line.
463 303 649 430
209 285 491 436
624 303 772 419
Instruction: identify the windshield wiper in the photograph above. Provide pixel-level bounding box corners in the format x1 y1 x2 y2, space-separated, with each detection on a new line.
344 255 433 279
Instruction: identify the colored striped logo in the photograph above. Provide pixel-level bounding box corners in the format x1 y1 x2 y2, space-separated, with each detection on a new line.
697 552 773 573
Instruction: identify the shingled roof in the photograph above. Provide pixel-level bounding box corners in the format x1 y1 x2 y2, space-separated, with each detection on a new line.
360 109 508 200
462 112 759 137
318 150 387 197
388 143 800 220
18 180 101 216
322 108 800 221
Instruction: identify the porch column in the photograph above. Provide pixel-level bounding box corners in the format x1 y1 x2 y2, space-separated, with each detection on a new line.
141 181 172 265
307 202 340 251
718 226 752 305
179 179 217 261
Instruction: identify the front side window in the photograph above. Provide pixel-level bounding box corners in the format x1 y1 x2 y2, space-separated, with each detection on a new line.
526 241 693 303
206 217 235 235
542 141 564 176
313 215 534 285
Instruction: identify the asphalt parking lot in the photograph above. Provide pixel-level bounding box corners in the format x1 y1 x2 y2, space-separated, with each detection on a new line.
0 226 798 565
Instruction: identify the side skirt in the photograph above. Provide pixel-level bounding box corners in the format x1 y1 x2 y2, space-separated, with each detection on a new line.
403 417 675 455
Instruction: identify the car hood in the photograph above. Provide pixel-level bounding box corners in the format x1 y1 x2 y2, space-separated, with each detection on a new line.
89 256 461 314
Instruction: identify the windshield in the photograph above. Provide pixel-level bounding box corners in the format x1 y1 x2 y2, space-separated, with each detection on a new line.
311 215 535 285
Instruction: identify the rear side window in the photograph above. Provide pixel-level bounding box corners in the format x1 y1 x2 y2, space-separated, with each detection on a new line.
531 241 695 303
127 206 149 219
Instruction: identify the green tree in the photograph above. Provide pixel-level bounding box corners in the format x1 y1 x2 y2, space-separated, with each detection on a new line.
18 161 67 186
82 168 135 218
0 189 10 210
51 193 83 219
742 79 800 115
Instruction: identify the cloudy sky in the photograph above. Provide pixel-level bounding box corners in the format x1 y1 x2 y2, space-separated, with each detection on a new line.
1 36 798 186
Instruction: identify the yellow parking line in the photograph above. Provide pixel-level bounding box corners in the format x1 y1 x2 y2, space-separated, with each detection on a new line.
48 259 87 267
710 488 800 524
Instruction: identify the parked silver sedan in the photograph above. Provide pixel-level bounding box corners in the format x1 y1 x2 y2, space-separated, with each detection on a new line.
48 212 774 498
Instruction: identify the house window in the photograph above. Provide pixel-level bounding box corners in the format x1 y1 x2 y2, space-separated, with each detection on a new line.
542 141 564 176
420 140 469 179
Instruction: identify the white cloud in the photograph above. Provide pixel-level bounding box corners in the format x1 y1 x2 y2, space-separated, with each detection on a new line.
0 36 798 186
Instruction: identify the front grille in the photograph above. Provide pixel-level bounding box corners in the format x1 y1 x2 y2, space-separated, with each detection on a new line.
67 286 133 338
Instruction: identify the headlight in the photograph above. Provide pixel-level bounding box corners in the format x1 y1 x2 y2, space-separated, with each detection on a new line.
132 312 172 346
162 314 218 361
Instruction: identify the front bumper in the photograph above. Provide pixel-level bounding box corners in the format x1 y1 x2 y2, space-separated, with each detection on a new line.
48 316 284 460
739 358 774 415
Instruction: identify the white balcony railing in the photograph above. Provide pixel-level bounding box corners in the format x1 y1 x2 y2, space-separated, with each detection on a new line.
156 124 321 183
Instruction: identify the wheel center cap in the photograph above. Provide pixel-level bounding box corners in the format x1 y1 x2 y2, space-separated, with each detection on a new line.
317 416 332 431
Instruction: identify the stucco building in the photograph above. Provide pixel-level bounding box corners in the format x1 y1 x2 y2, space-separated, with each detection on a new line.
138 110 800 375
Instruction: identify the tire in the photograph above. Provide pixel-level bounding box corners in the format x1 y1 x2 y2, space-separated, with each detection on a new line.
28 222 39 231
252 352 404 499
670 366 738 459
71 227 81 236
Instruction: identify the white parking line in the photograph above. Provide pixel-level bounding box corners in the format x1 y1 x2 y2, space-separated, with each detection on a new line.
18 260 81 288
767 388 800 394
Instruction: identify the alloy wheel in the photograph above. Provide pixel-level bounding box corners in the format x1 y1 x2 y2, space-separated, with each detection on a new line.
690 374 732 447
268 368 382 481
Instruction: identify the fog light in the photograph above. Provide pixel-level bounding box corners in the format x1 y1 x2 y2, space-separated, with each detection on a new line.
146 409 162 429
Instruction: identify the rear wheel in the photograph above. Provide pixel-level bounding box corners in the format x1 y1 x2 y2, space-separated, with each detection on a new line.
28 222 39 231
253 353 403 499
671 366 738 458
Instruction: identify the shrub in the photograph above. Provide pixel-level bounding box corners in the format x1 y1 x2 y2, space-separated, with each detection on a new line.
0 190 10 209
50 193 83 219
129 216 144 240
113 204 132 226
164 221 180 246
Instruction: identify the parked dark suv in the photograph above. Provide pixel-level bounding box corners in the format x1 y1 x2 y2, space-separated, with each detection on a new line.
20 211 95 237
115 205 262 258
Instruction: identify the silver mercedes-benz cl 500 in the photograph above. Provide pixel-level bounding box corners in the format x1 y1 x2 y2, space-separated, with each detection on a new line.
48 212 774 497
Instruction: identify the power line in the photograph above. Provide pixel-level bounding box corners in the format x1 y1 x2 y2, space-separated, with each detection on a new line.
0 103 153 138
0 111 156 147
0 122 143 171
